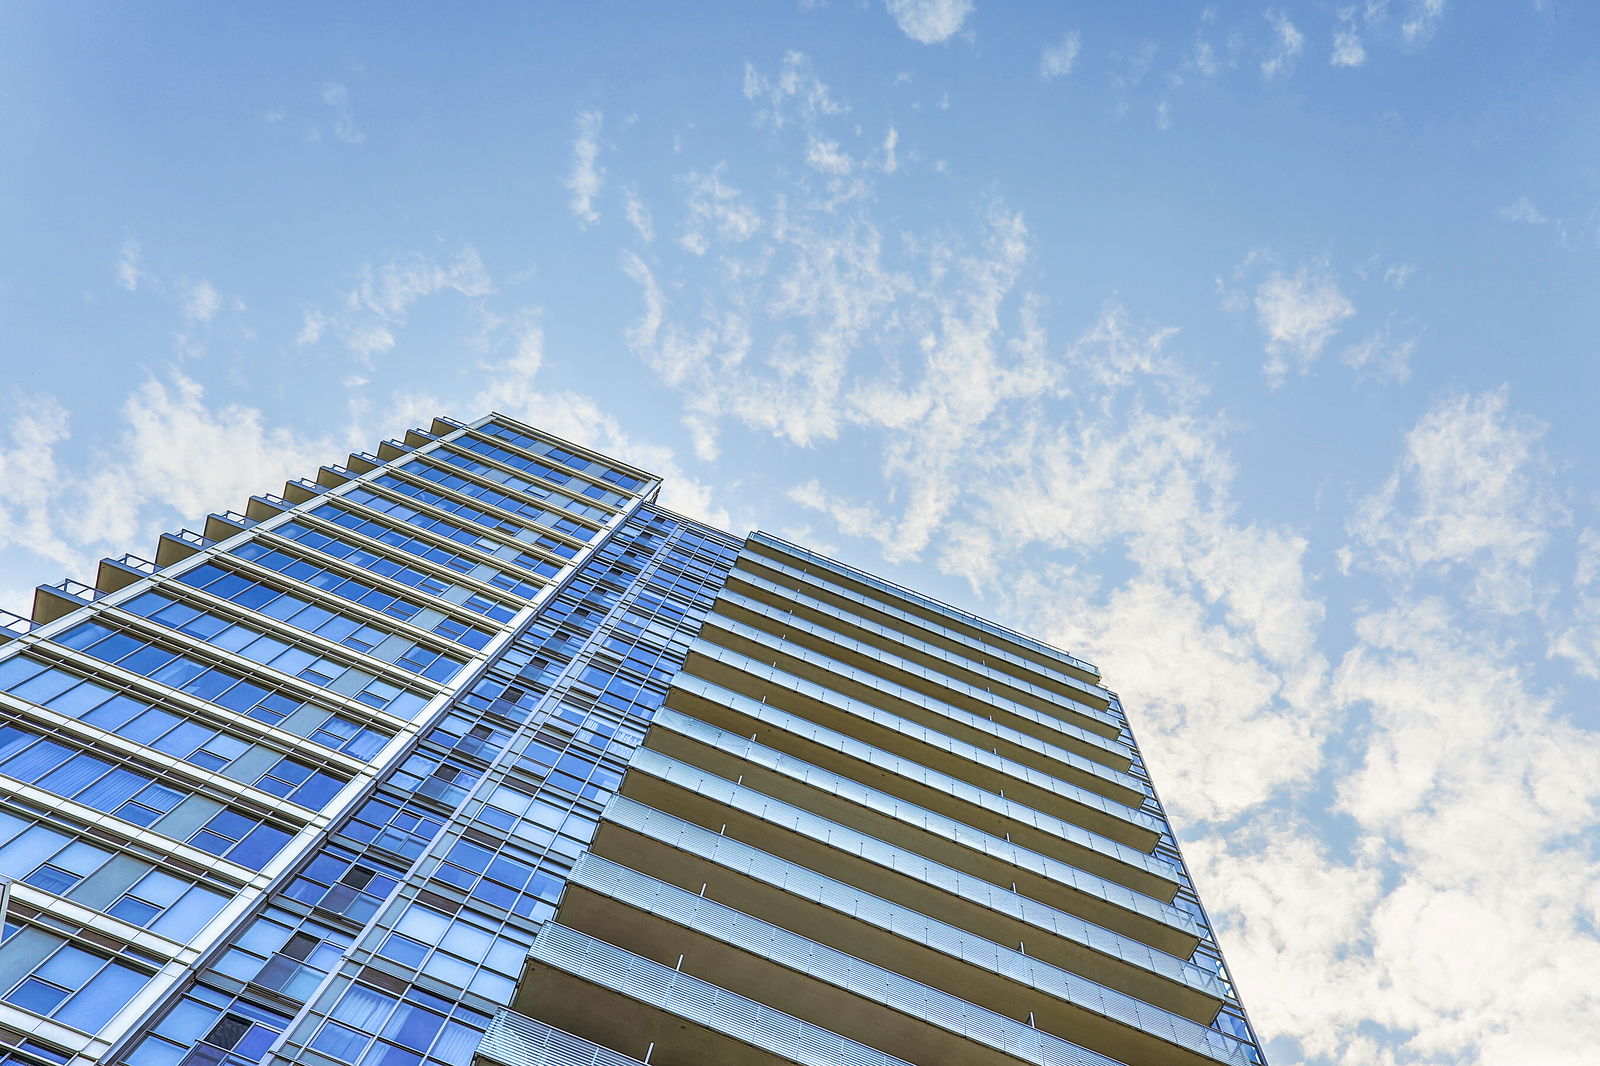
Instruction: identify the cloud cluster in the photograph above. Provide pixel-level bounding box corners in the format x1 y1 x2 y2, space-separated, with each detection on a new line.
1039 32 1081 79
1253 264 1356 383
884 0 973 44
1261 10 1305 78
320 83 365 145
298 246 494 363
567 110 606 226
582 52 1600 1065
1345 388 1556 614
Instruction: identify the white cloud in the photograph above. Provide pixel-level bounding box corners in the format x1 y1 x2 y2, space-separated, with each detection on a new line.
1341 322 1417 383
806 136 853 174
884 0 973 44
111 373 342 523
1261 10 1304 78
299 246 494 363
622 187 654 242
0 372 356 612
1331 28 1366 66
1499 196 1548 224
1383 262 1415 289
566 109 605 226
579 55 1600 1064
742 51 846 130
0 396 78 580
675 167 762 256
108 244 236 357
1314 596 1600 1065
1400 0 1447 45
351 248 493 316
116 240 143 292
1550 528 1600 678
321 82 364 145
180 280 221 324
1345 388 1556 614
1039 32 1081 79
1253 264 1356 383
882 126 899 174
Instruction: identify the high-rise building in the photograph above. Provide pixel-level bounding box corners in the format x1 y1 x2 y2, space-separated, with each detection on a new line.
0 413 1267 1066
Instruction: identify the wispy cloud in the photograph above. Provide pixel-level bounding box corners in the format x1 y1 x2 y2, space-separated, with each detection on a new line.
1039 31 1081 79
320 82 364 144
109 242 235 357
1253 263 1356 384
743 51 847 129
566 109 605 226
1500 196 1548 224
0 396 77 582
1261 10 1304 78
180 279 220 324
1344 388 1557 614
1341 320 1418 383
298 246 494 363
884 0 973 44
675 167 762 256
622 186 654 242
115 240 143 292
1400 0 1447 45
1331 27 1366 67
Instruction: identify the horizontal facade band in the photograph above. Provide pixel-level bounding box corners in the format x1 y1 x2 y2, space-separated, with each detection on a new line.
650 704 1181 900
745 534 1104 690
518 922 919 1066
567 852 1252 1066
616 750 1206 955
600 794 1229 1012
700 604 1132 769
667 669 1161 850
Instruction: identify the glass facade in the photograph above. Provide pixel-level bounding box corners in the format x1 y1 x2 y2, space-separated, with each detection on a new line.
0 414 1266 1066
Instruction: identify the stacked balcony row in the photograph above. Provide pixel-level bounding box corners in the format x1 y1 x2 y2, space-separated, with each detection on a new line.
503 536 1256 1066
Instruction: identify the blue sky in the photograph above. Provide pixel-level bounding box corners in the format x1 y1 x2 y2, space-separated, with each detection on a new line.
3 2 1598 1062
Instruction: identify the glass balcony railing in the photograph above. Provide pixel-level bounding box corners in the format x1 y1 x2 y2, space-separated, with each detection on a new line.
570 852 1253 1066
604 794 1227 1002
720 578 1119 730
688 637 1142 799
678 649 1153 823
704 604 1129 762
527 923 918 1066
748 531 1101 678
653 705 1180 891
625 748 1206 945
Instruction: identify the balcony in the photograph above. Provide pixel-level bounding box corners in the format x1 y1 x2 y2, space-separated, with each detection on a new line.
609 750 1206 958
591 798 1229 1021
666 667 1158 849
512 923 916 1066
647 705 1181 900
557 853 1254 1066
475 1009 647 1066
744 533 1103 686
699 606 1131 769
